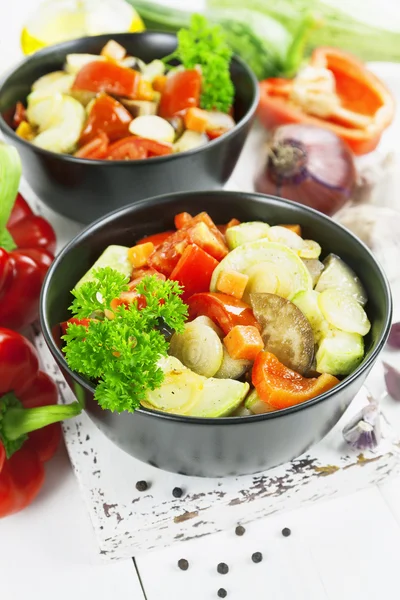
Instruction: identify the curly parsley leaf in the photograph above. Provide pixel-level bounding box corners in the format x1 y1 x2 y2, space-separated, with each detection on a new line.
164 14 234 113
62 269 188 413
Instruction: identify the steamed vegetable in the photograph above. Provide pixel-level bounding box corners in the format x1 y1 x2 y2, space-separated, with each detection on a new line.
62 269 188 411
226 221 271 250
318 289 371 336
252 351 339 410
316 330 364 376
255 124 356 216
169 317 224 377
250 293 314 375
315 254 368 306
210 239 312 301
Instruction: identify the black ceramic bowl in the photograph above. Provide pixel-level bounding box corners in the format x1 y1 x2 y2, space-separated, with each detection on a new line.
0 33 258 224
40 191 392 477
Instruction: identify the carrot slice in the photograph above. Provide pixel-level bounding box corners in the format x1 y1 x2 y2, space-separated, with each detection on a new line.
216 270 249 300
223 325 264 361
184 107 209 133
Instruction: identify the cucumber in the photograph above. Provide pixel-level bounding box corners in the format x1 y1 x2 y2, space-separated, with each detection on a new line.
27 91 64 131
244 388 276 414
315 254 368 306
225 221 271 250
266 225 303 250
210 240 312 301
145 356 249 417
32 96 85 154
187 377 249 418
31 71 75 95
141 59 166 82
169 319 224 377
316 330 364 376
75 245 131 289
173 130 208 153
298 240 322 259
318 289 371 336
291 290 330 342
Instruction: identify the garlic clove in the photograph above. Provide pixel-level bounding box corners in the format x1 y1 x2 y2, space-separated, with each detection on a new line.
342 403 381 451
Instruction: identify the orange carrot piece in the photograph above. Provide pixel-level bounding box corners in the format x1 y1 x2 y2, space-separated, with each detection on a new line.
280 224 302 236
153 75 167 93
223 325 264 361
184 107 209 133
216 270 249 300
128 242 154 268
136 79 154 101
175 212 193 229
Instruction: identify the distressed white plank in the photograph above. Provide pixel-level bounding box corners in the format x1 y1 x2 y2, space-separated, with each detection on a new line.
0 447 144 600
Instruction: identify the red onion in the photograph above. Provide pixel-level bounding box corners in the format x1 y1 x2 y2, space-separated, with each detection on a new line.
383 362 400 402
255 124 356 216
388 323 400 349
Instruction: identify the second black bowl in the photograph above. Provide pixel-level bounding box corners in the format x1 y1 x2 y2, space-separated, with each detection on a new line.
0 33 258 224
40 191 392 477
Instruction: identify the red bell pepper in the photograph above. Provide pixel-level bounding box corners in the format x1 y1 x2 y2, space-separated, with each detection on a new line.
79 94 132 146
136 231 175 248
187 292 260 335
0 328 81 518
258 47 395 155
0 145 56 331
252 351 339 410
72 61 140 98
158 70 202 120
170 244 219 302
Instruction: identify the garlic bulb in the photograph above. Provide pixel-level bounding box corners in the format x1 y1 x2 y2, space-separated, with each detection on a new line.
343 403 381 451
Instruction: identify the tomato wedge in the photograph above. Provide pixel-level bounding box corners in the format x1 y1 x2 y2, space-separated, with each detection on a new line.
187 292 260 335
136 231 175 247
252 352 340 410
79 94 132 145
72 61 140 98
170 244 219 302
106 136 148 160
75 132 109 159
60 318 92 336
158 70 202 119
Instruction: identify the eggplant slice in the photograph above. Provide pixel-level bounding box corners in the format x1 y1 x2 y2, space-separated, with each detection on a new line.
250 293 315 375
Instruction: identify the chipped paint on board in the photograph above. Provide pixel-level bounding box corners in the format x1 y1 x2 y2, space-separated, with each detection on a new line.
32 328 400 560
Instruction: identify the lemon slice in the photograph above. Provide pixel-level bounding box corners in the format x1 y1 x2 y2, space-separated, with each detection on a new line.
21 0 145 55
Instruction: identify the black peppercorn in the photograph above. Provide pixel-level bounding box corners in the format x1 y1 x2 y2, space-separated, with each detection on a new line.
282 527 291 537
172 487 183 498
217 588 227 598
252 552 263 563
178 558 189 571
135 480 148 492
235 525 245 536
217 562 229 575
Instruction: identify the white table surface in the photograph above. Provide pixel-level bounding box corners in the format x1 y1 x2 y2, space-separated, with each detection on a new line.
2 2 400 599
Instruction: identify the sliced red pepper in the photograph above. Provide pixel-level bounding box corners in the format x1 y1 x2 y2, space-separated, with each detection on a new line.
252 351 340 410
60 317 92 336
106 136 148 160
170 244 219 302
158 69 202 120
258 47 395 155
0 328 81 518
148 212 228 276
136 231 175 248
75 132 109 159
137 138 173 157
72 61 140 98
79 94 132 145
187 292 260 335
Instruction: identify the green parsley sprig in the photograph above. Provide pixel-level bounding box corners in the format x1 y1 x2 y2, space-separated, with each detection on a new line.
62 268 188 413
164 14 234 113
